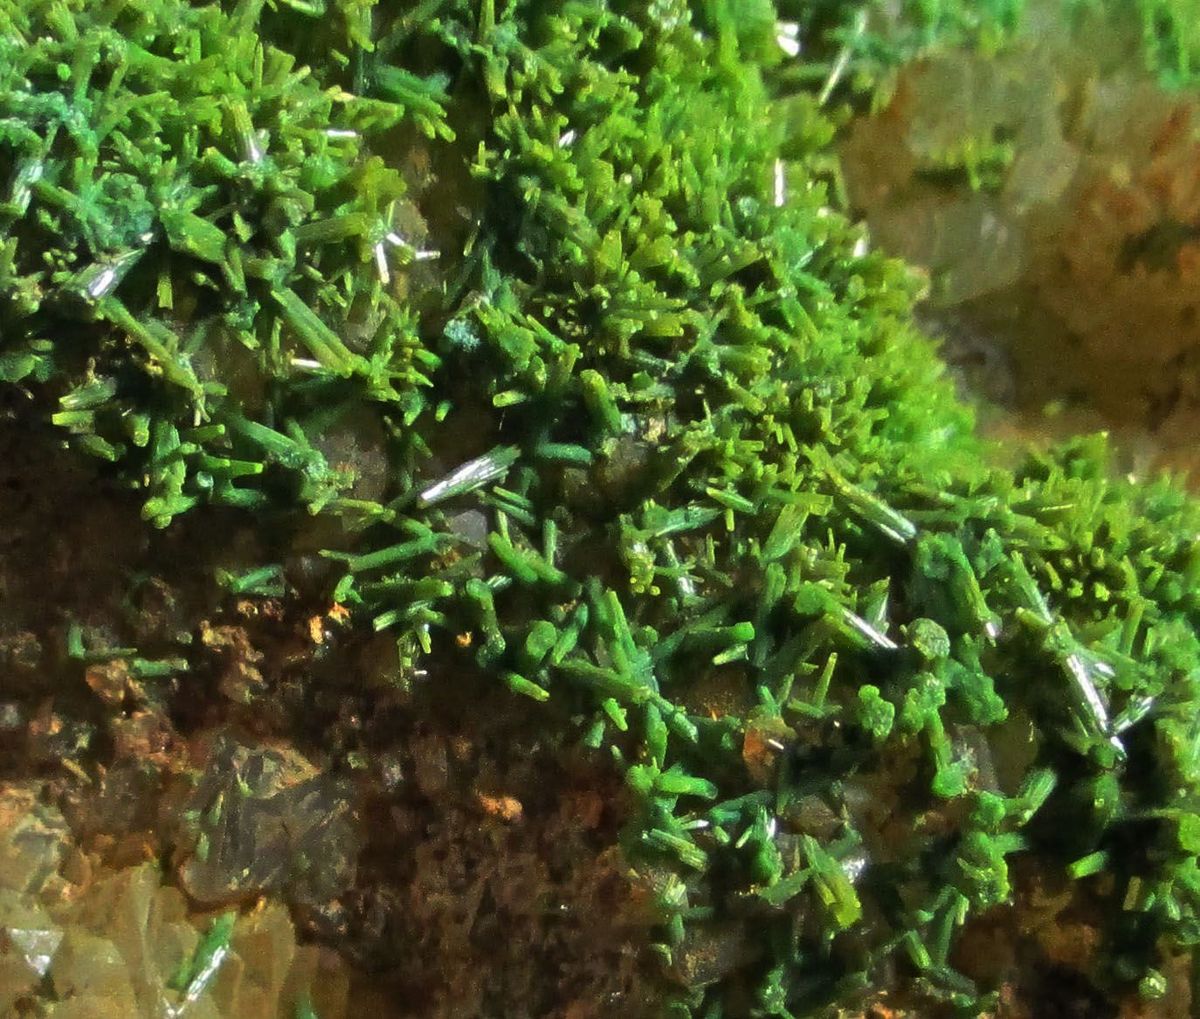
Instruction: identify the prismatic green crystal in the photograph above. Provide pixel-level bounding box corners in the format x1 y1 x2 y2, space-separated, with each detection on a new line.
2 0 1200 1016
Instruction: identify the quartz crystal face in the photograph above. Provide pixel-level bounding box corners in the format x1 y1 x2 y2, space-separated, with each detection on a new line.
175 734 359 910
842 2 1200 475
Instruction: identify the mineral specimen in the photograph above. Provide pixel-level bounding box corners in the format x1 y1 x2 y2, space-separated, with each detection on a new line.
0 0 1199 1017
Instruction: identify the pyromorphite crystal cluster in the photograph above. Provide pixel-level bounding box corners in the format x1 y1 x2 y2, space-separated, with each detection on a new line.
4 0 1200 1016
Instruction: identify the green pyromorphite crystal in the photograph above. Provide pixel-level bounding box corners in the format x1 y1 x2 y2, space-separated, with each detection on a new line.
4 0 1200 1014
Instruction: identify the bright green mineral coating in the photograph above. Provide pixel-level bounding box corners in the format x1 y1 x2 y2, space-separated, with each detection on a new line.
4 0 1200 1014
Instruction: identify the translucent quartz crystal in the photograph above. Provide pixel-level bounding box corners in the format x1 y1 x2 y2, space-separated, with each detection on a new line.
49 928 138 1010
176 733 359 909
0 778 351 1017
0 784 71 896
0 893 62 1009
841 4 1200 473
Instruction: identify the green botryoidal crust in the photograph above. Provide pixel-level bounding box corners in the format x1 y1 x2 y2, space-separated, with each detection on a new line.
4 0 1200 1014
